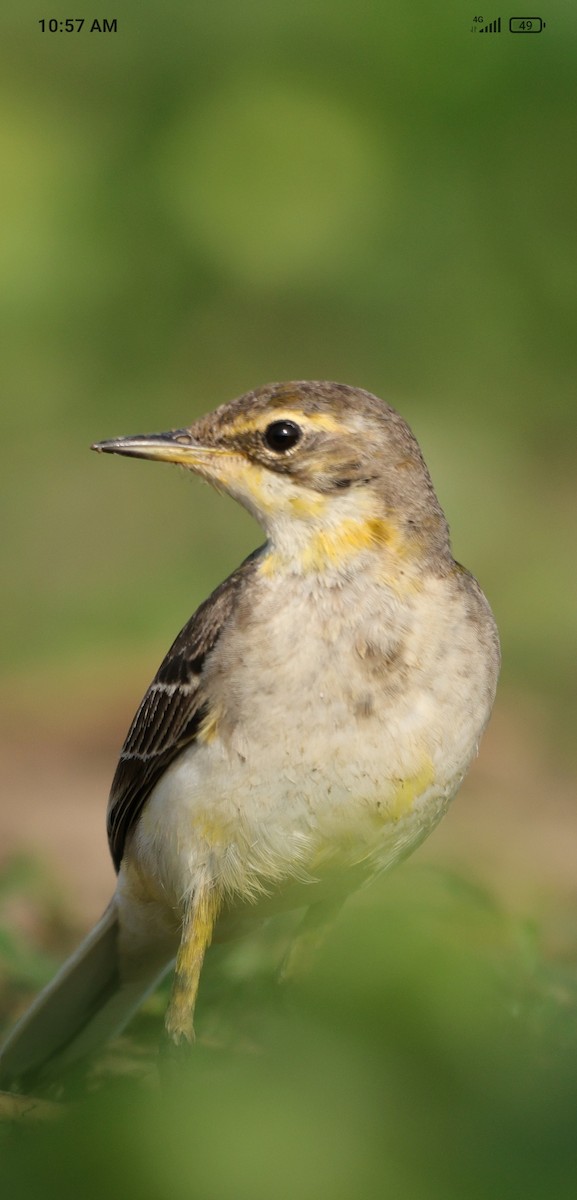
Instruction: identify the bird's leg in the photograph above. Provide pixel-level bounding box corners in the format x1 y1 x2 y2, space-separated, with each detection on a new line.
165 881 222 1044
279 898 344 983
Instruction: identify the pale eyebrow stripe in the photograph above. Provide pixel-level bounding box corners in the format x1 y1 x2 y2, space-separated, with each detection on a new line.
224 411 346 437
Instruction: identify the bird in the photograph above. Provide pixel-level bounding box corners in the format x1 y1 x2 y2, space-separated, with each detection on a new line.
0 380 500 1090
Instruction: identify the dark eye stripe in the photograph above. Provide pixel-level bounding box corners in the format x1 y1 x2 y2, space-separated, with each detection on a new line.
263 420 302 453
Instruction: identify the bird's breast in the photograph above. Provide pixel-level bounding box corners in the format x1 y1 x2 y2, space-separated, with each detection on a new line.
130 563 497 910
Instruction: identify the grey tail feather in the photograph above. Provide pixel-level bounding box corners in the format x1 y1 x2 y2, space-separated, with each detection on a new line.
0 902 171 1093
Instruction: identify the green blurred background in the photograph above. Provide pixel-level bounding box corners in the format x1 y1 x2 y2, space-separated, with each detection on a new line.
1 1 577 1194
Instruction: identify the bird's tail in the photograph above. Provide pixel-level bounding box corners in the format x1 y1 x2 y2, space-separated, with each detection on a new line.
0 902 171 1093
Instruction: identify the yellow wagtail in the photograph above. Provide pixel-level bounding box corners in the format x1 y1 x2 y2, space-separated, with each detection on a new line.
0 381 499 1089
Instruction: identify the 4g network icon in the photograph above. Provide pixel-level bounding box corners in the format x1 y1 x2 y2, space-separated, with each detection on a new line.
471 16 547 32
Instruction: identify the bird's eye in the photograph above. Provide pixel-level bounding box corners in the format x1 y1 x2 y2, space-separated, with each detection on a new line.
262 420 302 453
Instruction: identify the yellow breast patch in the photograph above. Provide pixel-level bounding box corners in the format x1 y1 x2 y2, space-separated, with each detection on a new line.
387 759 435 821
260 515 407 576
197 707 222 744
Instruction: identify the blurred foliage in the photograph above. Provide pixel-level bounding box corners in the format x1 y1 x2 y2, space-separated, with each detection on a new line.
0 856 81 1015
2 867 577 1197
0 1 576 740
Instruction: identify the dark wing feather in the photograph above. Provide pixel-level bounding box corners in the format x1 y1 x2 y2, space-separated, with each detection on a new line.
107 549 262 871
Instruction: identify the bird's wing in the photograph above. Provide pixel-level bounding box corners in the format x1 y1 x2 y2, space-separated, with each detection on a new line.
107 548 262 870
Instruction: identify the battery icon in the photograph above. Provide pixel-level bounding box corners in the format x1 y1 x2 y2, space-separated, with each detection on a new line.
509 17 545 31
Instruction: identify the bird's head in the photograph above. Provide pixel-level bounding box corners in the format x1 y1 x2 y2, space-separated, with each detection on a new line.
93 382 450 574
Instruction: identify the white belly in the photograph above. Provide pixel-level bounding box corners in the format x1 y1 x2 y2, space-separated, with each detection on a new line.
127 564 496 913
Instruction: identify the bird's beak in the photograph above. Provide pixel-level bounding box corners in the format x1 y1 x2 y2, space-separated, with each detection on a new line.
91 430 225 467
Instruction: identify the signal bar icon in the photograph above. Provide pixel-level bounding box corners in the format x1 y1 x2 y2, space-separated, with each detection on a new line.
479 16 502 31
